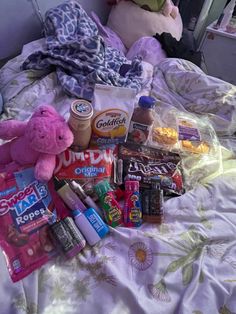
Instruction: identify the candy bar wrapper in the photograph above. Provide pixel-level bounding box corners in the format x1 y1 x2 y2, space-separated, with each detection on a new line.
54 148 116 196
118 143 184 196
0 167 57 282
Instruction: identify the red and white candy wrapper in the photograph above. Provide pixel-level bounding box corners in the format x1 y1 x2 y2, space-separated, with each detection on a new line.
54 148 116 195
0 167 57 282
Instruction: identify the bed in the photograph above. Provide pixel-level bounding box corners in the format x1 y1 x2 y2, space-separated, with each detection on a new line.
0 1 236 314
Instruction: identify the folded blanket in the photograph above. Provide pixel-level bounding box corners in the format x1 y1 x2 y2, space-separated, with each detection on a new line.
22 1 143 100
0 92 3 114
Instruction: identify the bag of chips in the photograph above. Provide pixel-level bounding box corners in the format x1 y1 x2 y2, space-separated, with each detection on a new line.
54 148 116 196
91 84 135 147
117 143 184 196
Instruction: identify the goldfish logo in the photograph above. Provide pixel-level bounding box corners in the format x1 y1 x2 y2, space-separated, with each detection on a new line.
110 125 127 138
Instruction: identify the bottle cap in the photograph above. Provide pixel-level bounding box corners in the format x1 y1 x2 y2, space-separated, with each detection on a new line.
53 177 67 191
70 99 93 121
113 187 124 201
94 180 112 198
125 180 139 191
151 180 161 190
138 96 156 109
70 181 87 199
71 209 82 217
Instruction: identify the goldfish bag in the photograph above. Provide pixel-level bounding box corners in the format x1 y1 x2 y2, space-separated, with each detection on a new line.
91 84 136 147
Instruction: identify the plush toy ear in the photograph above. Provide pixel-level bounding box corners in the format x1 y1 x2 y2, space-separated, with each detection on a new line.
162 0 178 18
32 105 64 121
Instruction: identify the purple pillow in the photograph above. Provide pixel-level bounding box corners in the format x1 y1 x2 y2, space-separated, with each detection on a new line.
90 11 127 55
126 36 166 65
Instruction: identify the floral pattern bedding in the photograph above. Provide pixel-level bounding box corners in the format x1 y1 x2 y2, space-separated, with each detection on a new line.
0 174 236 314
0 41 236 314
151 58 236 137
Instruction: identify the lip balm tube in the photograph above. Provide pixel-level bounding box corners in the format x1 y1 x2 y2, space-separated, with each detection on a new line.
53 177 86 211
72 209 102 246
62 217 86 251
83 208 109 239
50 221 82 258
69 181 103 217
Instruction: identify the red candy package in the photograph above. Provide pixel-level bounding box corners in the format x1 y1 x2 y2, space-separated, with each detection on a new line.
0 168 57 282
54 148 115 193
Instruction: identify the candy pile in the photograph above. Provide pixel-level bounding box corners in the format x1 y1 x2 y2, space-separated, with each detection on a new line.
0 84 219 282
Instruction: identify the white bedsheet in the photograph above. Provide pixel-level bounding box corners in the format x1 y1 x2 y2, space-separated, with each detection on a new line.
0 41 236 314
0 174 235 314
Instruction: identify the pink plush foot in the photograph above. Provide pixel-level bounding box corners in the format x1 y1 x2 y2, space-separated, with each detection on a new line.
4 161 22 173
0 161 21 177
0 142 12 164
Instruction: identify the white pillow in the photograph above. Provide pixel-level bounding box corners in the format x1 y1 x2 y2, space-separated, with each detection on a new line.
107 1 183 48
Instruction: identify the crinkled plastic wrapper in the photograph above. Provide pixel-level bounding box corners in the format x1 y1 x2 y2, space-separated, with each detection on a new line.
148 106 219 156
148 105 224 190
0 168 57 282
117 143 184 196
54 148 116 196
91 84 135 147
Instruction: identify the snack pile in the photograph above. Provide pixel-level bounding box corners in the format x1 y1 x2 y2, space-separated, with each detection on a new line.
0 84 220 282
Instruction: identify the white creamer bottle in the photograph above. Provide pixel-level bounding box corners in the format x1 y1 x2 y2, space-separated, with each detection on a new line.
68 99 93 151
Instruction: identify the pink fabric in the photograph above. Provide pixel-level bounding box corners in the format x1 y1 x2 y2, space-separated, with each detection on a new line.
0 105 73 182
90 11 127 55
107 1 183 48
126 36 166 65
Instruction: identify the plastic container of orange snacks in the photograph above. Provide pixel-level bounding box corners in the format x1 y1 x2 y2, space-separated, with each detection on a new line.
148 107 218 155
91 84 135 147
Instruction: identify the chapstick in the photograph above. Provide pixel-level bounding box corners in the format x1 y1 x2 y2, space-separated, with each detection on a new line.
53 177 86 211
70 181 103 217
62 217 86 251
72 209 101 246
50 221 81 258
83 208 109 239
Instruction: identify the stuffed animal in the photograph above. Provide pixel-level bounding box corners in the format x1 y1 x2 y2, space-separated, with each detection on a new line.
0 105 74 181
108 0 179 18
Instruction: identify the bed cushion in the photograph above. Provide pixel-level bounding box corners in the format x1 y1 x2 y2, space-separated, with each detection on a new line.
107 1 183 48
0 93 3 114
126 36 166 65
90 11 127 55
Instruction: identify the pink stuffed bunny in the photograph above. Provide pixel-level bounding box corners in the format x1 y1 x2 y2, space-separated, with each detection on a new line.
0 105 74 181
